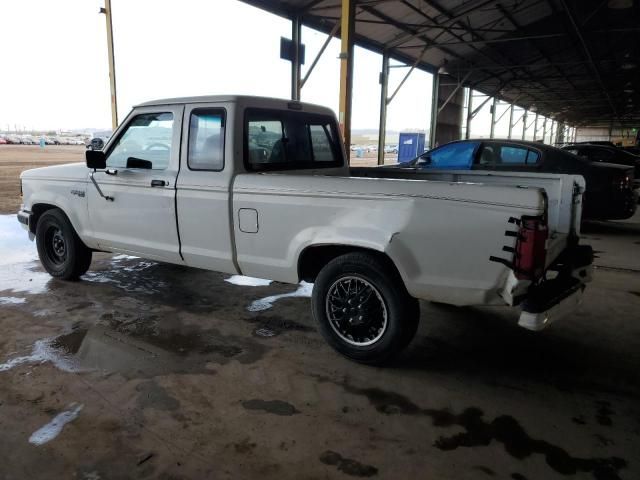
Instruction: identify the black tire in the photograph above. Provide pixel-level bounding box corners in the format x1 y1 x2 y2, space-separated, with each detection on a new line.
312 252 419 365
36 208 92 280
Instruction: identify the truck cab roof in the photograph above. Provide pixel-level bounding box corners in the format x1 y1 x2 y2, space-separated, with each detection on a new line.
135 95 335 117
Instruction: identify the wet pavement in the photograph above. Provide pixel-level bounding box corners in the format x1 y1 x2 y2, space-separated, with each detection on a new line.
0 213 639 479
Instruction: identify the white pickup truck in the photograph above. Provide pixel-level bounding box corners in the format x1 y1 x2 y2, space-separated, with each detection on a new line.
18 95 593 363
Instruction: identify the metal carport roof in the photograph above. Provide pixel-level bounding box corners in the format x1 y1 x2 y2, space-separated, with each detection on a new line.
239 0 640 128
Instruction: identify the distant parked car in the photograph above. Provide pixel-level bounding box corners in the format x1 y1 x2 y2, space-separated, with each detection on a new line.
0 137 7 145
397 139 638 220
562 144 640 179
384 145 398 154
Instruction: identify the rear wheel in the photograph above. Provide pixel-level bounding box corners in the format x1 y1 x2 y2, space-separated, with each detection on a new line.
312 252 419 364
36 209 92 280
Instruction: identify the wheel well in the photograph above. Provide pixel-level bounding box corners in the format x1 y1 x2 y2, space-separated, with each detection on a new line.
30 203 59 234
298 245 404 284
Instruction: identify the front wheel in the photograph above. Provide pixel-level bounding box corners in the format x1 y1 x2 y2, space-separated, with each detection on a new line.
312 252 419 365
36 209 92 280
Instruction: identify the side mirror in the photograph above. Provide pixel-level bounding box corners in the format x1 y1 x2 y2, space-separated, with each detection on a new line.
86 150 106 169
126 157 153 169
417 154 431 165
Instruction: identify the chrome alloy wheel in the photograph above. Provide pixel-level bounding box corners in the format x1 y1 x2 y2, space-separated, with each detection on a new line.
325 276 388 346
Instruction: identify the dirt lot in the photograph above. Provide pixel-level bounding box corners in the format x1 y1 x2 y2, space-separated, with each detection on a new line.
0 145 394 214
0 145 85 214
0 148 638 480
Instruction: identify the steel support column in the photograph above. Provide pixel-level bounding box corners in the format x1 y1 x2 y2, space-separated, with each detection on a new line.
291 15 302 101
377 52 389 166
338 0 355 157
507 103 514 139
489 97 497 139
429 71 440 148
532 113 539 141
542 117 547 144
608 122 613 142
522 109 528 140
101 0 118 129
556 122 565 144
465 88 473 140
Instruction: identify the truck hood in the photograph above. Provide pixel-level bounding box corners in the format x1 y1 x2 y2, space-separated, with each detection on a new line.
20 162 89 182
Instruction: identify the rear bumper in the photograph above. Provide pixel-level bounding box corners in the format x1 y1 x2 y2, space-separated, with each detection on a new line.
518 278 585 331
517 244 593 331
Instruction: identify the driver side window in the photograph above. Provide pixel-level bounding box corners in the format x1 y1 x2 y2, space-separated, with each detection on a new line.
107 112 174 170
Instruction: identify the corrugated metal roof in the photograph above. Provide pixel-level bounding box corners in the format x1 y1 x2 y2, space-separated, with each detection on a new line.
239 0 640 127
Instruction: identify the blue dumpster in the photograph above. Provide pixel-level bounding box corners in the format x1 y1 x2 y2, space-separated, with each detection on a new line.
397 132 426 163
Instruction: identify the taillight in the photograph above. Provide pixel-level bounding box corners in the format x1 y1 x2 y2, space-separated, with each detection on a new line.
612 175 630 189
514 216 548 280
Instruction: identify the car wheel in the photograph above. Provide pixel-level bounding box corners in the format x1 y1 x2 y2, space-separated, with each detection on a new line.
312 252 419 365
36 209 92 280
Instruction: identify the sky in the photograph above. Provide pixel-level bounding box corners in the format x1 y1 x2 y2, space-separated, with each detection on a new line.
0 0 434 132
0 0 553 140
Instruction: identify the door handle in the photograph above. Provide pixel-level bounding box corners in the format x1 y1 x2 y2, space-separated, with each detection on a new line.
151 179 168 187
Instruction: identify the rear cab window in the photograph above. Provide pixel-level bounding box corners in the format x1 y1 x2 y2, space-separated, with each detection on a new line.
188 109 225 171
244 108 343 171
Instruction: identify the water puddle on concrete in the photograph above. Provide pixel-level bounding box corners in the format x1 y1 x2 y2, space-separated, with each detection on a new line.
0 311 268 377
28 403 83 446
225 275 272 287
83 258 167 295
248 281 313 312
0 334 83 373
0 296 26 305
0 215 51 295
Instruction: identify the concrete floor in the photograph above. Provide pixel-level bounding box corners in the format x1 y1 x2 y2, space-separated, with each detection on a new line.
0 212 639 480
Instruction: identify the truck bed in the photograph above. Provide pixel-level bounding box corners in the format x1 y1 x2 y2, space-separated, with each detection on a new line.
351 166 586 268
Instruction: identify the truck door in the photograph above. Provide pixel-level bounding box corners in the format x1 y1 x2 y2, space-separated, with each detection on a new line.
174 104 236 274
87 105 183 262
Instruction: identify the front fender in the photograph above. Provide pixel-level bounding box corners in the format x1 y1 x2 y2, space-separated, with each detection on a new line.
25 179 95 249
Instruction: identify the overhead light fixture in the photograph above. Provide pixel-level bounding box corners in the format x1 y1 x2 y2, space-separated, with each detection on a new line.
621 62 637 70
624 88 635 93
607 0 633 8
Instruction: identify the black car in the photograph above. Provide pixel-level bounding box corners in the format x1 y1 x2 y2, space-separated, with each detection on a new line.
562 143 640 179
400 139 638 220
622 146 640 156
569 141 617 147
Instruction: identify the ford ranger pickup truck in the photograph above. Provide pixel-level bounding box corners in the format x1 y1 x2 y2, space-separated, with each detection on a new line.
18 95 593 364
